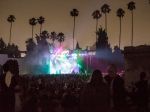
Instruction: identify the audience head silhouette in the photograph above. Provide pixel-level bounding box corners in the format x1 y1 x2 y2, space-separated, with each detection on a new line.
140 72 146 80
107 64 117 79
89 69 103 86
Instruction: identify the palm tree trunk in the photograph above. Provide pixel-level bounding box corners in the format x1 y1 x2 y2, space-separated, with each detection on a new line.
96 19 98 42
96 19 98 68
119 18 121 49
105 13 107 67
105 13 107 34
9 22 12 44
40 24 42 35
131 10 133 46
73 17 75 50
32 26 33 39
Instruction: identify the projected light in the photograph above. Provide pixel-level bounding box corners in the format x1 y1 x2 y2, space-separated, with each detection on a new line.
48 49 81 74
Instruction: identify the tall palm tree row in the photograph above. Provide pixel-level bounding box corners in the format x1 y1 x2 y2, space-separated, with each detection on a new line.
29 18 37 39
127 1 136 46
101 4 111 34
37 16 45 35
92 10 102 43
7 15 15 45
70 8 79 50
117 8 125 49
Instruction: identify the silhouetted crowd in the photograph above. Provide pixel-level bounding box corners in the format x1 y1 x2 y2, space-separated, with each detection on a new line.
0 60 150 112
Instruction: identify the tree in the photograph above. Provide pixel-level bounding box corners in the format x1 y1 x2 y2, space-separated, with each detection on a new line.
37 16 45 34
57 32 65 46
92 10 102 42
101 4 111 34
117 8 125 49
49 31 57 44
25 38 36 52
40 30 49 53
76 42 82 50
6 43 21 58
70 8 79 50
127 1 136 46
29 18 37 39
0 37 7 53
7 15 15 44
113 45 124 71
96 27 112 71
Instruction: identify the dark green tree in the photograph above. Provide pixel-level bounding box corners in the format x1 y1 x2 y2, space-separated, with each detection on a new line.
40 30 49 53
96 27 112 71
25 38 36 54
75 42 82 50
0 38 7 54
117 8 125 49
7 15 15 44
29 18 37 39
70 8 79 50
127 1 136 46
57 32 65 46
112 45 124 71
49 31 57 44
6 43 21 58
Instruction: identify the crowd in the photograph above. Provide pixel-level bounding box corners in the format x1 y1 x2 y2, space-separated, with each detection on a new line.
0 59 150 112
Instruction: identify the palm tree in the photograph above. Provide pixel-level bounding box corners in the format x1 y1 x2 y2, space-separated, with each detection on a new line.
29 18 37 39
117 8 125 49
92 10 102 43
127 1 135 46
7 15 15 44
49 32 57 44
25 38 36 52
101 4 111 34
57 32 65 46
37 16 45 34
70 8 79 50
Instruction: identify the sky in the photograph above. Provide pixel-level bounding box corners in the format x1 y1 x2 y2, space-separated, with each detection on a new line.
0 0 150 51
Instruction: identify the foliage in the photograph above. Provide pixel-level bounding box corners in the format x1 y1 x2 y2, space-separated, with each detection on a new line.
49 31 57 44
117 8 125 18
101 4 111 14
96 26 124 71
0 38 21 58
76 42 82 50
7 15 15 23
92 10 102 19
0 38 7 54
70 9 79 17
7 44 21 58
57 32 65 46
127 1 136 10
29 18 37 26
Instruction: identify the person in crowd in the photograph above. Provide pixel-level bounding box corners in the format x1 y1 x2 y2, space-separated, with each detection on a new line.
49 99 64 112
105 64 129 112
134 72 149 111
62 88 78 112
37 93 51 112
22 92 39 112
80 69 110 112
0 60 20 112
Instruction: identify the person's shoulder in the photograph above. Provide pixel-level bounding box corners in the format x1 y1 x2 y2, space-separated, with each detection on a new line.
114 75 124 83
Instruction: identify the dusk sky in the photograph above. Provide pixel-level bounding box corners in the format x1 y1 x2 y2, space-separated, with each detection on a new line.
0 0 150 51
